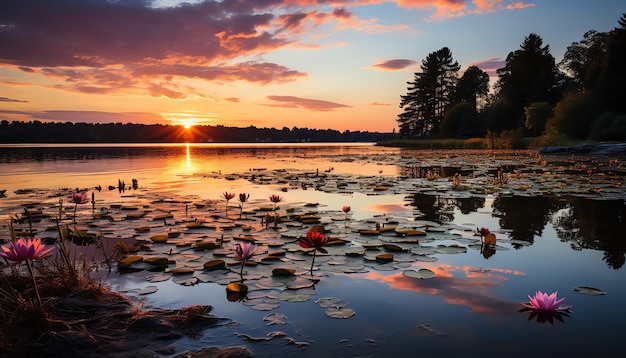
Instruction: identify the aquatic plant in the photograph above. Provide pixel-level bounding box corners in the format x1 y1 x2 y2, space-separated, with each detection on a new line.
238 193 249 217
222 192 235 214
520 290 572 311
475 227 497 246
299 230 328 275
69 191 88 223
0 237 54 306
269 194 282 211
342 205 351 219
234 241 257 282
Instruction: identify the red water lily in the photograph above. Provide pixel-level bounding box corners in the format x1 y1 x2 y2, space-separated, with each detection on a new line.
238 193 249 217
342 205 351 223
222 192 235 214
299 231 328 275
269 194 282 210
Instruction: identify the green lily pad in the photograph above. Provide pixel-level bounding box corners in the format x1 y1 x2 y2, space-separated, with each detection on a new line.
573 286 606 295
403 268 435 279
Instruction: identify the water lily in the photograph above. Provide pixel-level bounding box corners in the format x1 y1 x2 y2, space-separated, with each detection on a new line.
342 205 351 218
299 231 328 275
238 193 249 217
520 290 572 311
69 191 88 222
0 238 54 306
234 241 257 282
269 194 282 211
222 192 235 214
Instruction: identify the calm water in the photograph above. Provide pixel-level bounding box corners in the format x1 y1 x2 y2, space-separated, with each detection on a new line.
1 143 624 357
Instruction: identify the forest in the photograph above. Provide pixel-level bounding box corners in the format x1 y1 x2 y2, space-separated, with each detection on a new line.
397 13 626 147
0 121 395 143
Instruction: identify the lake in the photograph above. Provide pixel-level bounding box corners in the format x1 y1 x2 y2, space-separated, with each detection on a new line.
0 143 624 357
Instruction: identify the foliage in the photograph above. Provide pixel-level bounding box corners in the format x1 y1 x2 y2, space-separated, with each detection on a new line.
485 129 525 149
524 102 553 136
590 112 626 141
438 102 477 138
544 91 603 140
0 121 396 143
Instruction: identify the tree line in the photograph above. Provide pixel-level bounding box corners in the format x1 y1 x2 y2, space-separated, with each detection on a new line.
398 13 626 145
0 121 395 143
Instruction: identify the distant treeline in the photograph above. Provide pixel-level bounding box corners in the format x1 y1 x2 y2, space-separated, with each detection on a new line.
0 121 396 143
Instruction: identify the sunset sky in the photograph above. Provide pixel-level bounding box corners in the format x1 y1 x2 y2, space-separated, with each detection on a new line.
0 1 623 133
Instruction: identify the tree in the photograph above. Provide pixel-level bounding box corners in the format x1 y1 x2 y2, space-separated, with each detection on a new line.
493 34 561 129
398 47 460 137
455 65 490 109
559 30 608 92
524 102 552 136
596 13 626 114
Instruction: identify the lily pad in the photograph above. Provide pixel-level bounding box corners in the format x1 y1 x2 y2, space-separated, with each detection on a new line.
325 306 356 319
403 268 435 279
573 286 606 295
150 234 168 243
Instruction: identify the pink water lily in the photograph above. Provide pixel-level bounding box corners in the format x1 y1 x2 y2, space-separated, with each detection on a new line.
0 237 54 307
0 237 54 262
70 191 88 205
234 241 257 282
69 191 88 222
520 290 572 311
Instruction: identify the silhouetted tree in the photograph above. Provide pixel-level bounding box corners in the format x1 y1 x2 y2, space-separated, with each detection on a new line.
398 47 460 137
493 34 561 131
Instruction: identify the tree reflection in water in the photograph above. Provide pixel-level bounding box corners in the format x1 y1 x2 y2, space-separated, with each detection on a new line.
406 193 626 269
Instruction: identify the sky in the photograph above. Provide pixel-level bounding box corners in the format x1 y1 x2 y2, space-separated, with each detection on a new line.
0 1 623 133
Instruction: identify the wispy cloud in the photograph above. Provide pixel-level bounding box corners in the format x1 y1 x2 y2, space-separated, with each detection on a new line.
468 57 506 77
265 95 351 111
0 97 28 103
368 59 417 71
0 110 163 124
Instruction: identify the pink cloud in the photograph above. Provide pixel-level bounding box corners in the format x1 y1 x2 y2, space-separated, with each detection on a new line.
468 57 506 77
369 59 417 71
265 95 351 111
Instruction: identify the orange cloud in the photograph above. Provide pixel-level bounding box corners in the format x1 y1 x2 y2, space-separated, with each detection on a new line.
362 263 524 314
264 95 352 111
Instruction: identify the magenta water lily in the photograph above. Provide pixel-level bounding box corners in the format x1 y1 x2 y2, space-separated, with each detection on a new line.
0 237 55 307
520 290 573 311
234 241 257 282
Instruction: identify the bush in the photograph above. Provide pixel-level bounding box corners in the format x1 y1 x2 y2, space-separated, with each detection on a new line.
590 113 626 141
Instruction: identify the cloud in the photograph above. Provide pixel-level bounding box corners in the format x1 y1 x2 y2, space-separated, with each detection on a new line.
369 102 392 106
265 95 352 111
0 97 28 103
0 110 164 124
393 0 535 20
369 59 417 71
468 57 506 77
